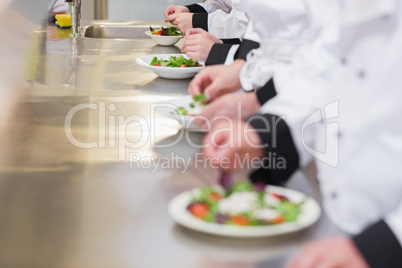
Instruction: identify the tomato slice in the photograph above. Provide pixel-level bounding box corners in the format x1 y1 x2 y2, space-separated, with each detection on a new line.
180 64 187 68
271 193 289 201
208 192 222 202
188 202 209 219
231 215 250 226
153 64 161 66
271 215 285 224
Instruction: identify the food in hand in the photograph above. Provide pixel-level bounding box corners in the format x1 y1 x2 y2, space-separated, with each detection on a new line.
174 93 206 116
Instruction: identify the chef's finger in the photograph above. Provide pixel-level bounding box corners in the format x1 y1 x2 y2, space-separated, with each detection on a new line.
186 28 203 36
188 70 212 96
165 13 177 22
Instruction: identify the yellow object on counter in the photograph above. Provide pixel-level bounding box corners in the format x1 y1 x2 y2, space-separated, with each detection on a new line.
55 14 71 29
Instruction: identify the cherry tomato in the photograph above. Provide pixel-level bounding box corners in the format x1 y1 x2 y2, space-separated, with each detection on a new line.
208 192 222 202
188 202 209 219
271 215 285 224
231 215 250 226
180 64 187 68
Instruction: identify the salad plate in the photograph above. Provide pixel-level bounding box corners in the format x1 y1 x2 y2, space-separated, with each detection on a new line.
145 31 183 46
136 54 204 79
145 26 184 46
168 182 321 238
155 95 207 132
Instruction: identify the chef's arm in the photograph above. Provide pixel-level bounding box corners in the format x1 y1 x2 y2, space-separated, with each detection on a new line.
185 0 233 33
247 113 300 185
206 23 260 66
203 7 248 39
353 204 402 268
205 39 260 66
245 73 329 184
184 4 209 31
195 0 230 14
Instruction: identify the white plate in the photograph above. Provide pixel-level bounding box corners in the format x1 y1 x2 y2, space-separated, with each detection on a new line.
136 54 204 79
168 185 321 238
145 31 183 46
155 95 206 132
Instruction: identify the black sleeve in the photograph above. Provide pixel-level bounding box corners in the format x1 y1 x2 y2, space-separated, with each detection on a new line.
221 38 241 44
185 4 207 13
205 44 234 66
192 13 208 31
247 114 300 185
205 39 255 66
353 220 402 268
234 39 260 60
256 79 277 105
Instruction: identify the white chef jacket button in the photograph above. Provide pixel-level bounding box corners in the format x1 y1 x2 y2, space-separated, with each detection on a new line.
330 191 338 198
358 70 366 79
340 58 347 65
381 14 391 20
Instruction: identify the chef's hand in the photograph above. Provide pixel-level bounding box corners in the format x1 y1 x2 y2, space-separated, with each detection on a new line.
188 59 245 101
202 119 265 170
194 92 260 129
183 29 223 62
285 237 370 268
164 5 189 19
165 13 193 33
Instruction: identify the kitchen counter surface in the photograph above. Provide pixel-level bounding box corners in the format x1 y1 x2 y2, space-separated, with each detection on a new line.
0 15 346 268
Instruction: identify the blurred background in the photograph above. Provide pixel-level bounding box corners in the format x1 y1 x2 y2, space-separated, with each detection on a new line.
80 0 199 21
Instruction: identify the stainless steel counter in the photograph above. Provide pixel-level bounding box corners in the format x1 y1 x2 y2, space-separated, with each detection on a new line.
0 6 346 267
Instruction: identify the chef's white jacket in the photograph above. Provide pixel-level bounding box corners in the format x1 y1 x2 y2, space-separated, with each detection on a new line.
248 0 402 266
186 0 248 39
239 0 339 92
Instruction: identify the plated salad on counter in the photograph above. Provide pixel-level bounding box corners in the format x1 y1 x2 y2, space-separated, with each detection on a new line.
149 26 183 36
187 181 304 226
150 55 202 68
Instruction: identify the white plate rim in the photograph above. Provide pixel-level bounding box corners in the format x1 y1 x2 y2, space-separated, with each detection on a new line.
155 95 207 132
168 185 321 238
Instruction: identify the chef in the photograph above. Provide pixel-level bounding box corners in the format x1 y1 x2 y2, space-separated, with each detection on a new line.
191 0 402 267
183 22 260 65
188 0 336 123
164 0 248 39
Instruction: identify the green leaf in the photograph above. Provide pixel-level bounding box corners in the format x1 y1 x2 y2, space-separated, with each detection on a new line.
174 107 188 115
150 56 159 66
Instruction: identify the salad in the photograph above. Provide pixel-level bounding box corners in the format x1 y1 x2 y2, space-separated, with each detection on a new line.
187 181 304 226
149 26 183 36
174 93 206 116
150 55 202 68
